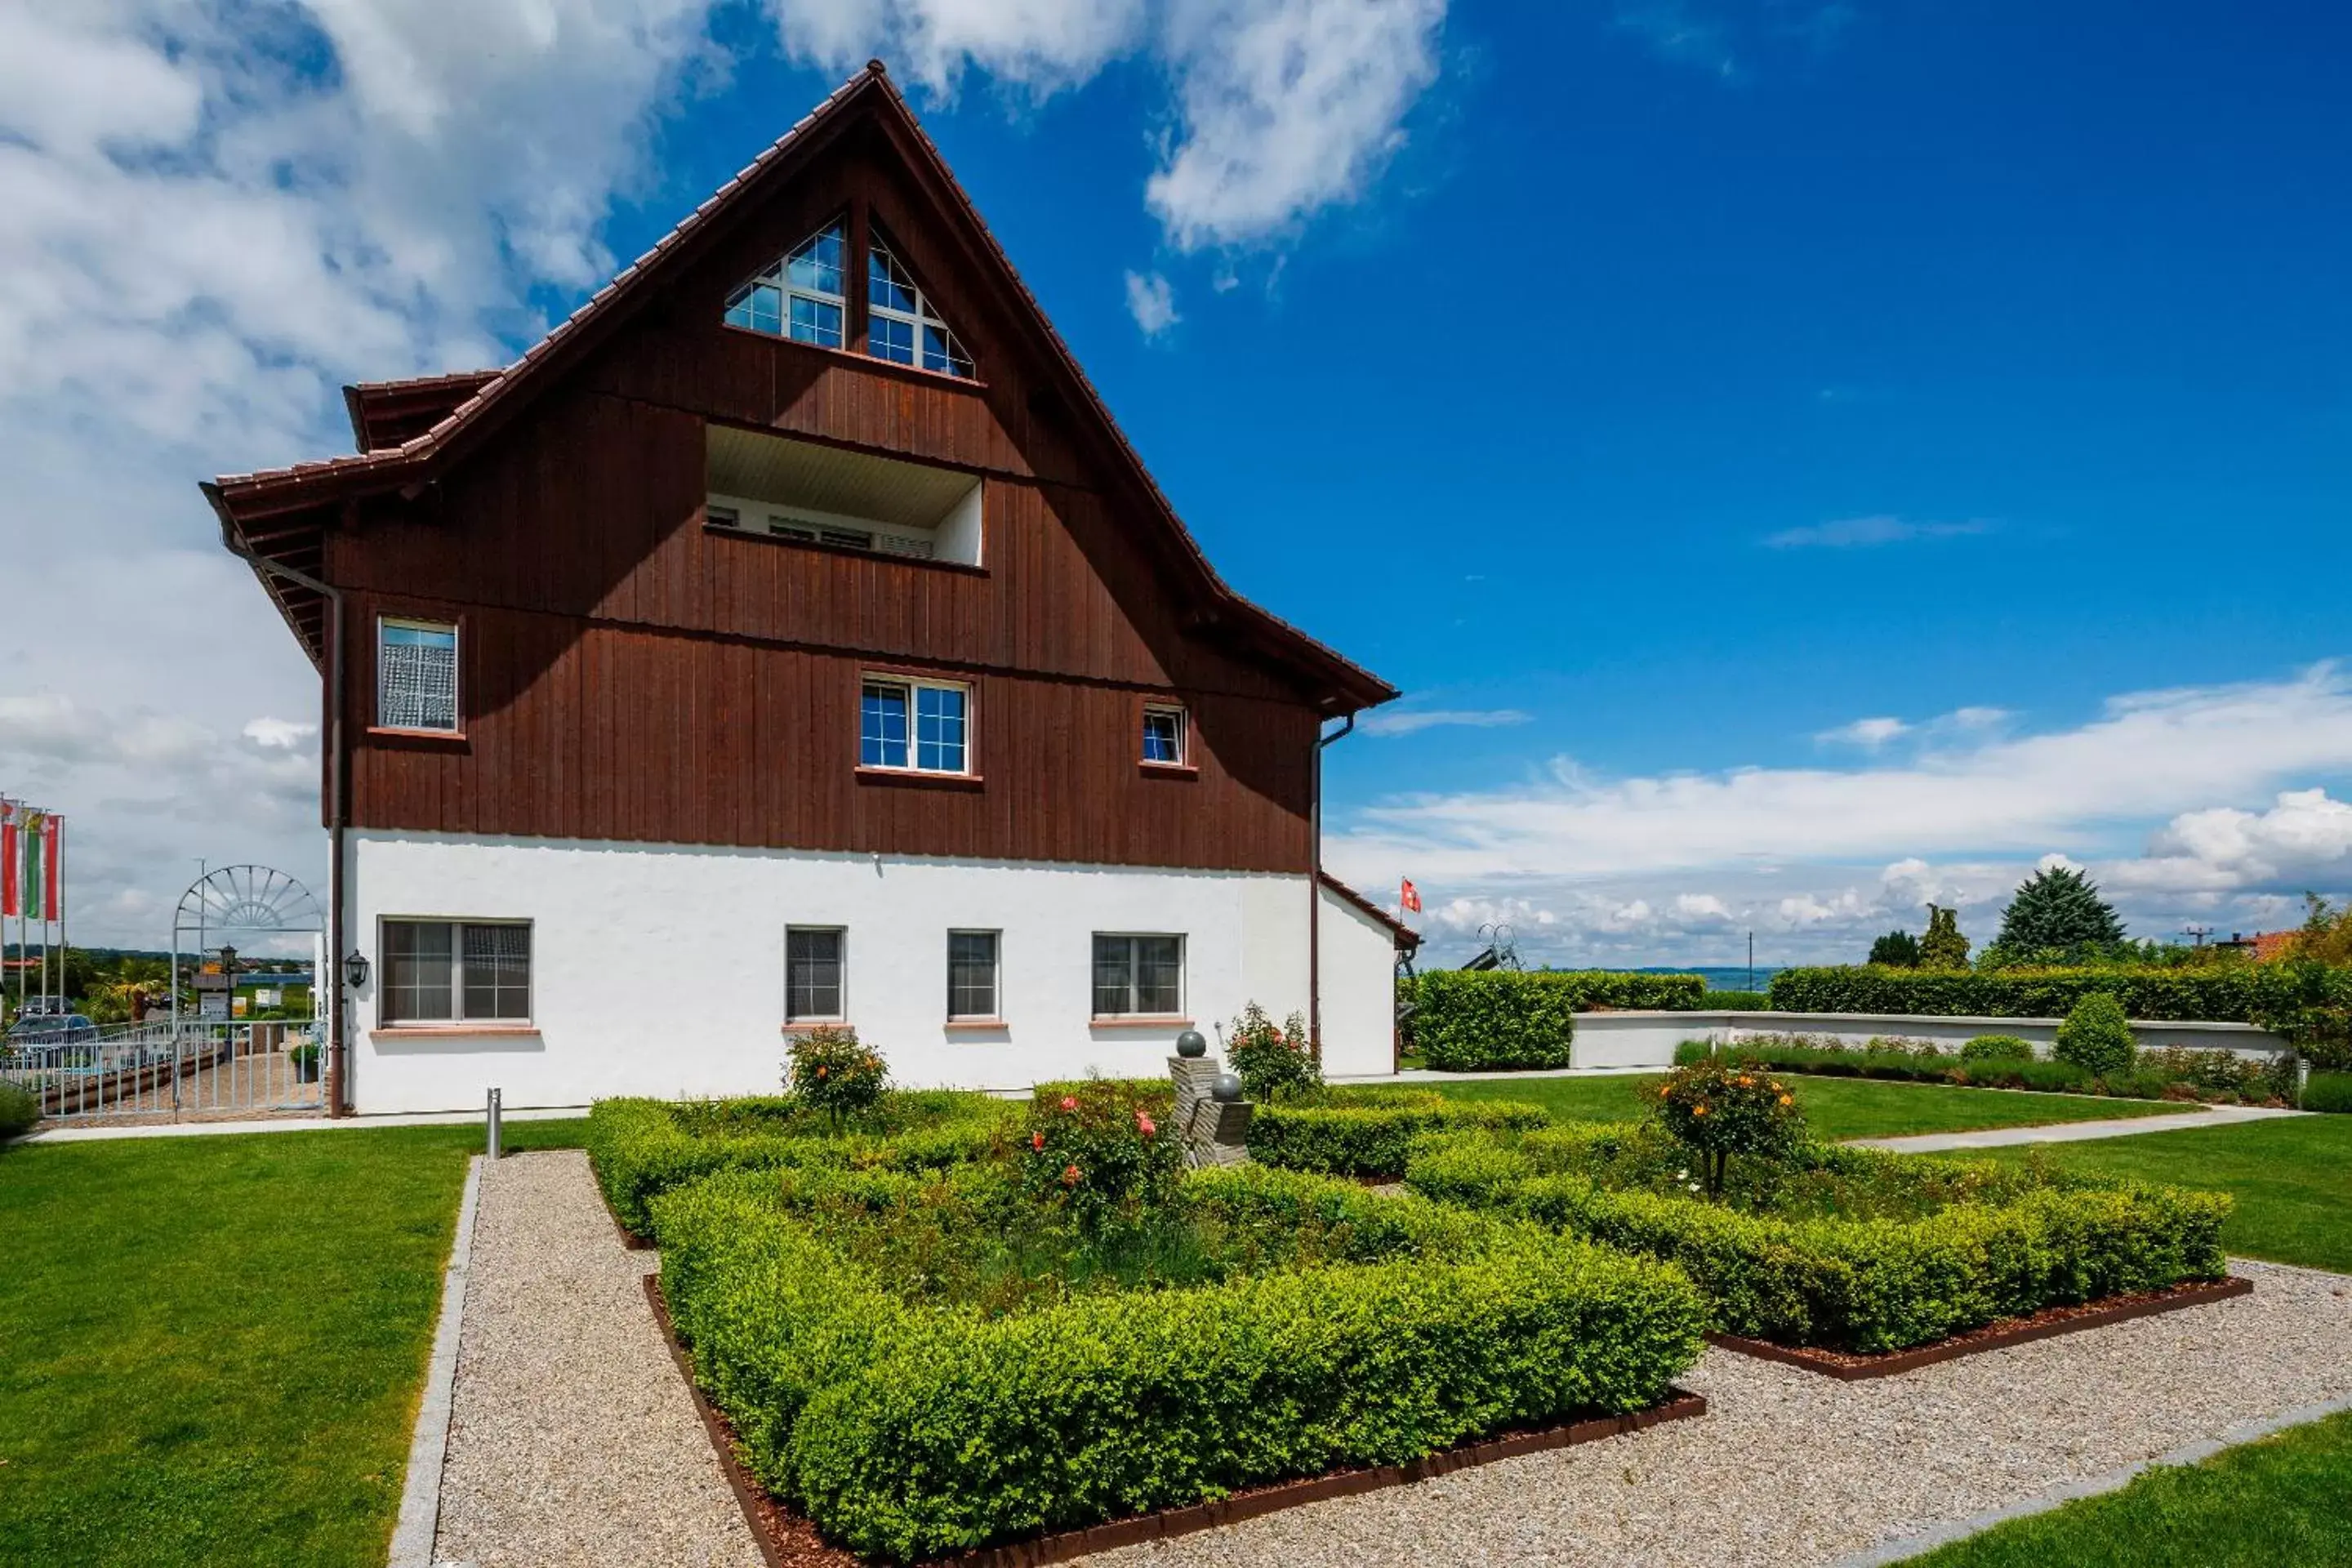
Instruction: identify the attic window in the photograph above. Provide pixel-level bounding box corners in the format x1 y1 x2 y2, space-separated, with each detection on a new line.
867 236 973 378
724 220 846 348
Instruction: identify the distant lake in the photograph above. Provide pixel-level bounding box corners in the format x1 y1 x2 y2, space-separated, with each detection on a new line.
1619 965 1784 991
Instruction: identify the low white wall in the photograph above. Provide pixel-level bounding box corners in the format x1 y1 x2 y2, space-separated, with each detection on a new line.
345 831 1399 1114
1572 1009 2294 1071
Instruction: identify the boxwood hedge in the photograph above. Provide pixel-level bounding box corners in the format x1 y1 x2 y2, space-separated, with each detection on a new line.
586 1091 1017 1236
1243 1089 1552 1176
1766 963 2350 1025
1411 970 1709 1071
1405 1126 2230 1354
653 1161 1707 1562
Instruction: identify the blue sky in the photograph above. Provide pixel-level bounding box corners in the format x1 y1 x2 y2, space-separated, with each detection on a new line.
2 1 2348 959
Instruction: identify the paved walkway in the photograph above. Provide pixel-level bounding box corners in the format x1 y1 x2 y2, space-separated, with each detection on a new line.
19 1105 587 1143
1849 1102 2305 1153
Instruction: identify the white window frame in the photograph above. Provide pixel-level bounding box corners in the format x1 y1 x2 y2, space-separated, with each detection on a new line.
1091 933 1186 1019
376 617 460 734
946 929 1001 1022
866 234 974 378
859 674 973 776
724 220 846 349
786 925 847 1023
1142 703 1189 767
376 918 532 1025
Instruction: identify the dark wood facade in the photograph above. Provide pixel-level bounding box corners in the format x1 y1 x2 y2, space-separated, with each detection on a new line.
212 67 1391 879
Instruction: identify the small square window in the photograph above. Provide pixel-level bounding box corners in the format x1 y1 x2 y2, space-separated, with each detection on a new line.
791 296 843 349
1143 706 1187 765
947 931 999 1020
786 927 844 1021
869 314 916 365
1092 933 1183 1017
378 618 458 733
862 678 969 773
380 920 530 1024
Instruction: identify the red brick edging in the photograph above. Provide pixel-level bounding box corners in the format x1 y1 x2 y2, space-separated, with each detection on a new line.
1706 1274 2255 1380
639 1273 1707 1566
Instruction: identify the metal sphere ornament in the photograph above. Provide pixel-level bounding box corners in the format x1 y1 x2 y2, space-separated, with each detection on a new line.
1175 1029 1208 1058
1210 1071 1243 1103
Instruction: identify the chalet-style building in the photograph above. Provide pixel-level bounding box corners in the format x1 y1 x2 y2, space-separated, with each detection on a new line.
204 64 1410 1116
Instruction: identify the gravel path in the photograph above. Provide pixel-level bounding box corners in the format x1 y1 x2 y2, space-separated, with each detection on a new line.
1076 1258 2352 1568
433 1150 763 1568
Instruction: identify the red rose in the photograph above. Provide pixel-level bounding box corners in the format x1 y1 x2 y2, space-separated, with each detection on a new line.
1062 1164 1081 1186
1136 1113 1156 1138
1059 1096 1078 1111
1031 1130 1045 1152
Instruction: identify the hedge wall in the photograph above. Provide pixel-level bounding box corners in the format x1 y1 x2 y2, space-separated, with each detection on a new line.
653 1162 1706 1562
1244 1090 1552 1176
1765 963 2351 1025
586 1092 1016 1236
1404 1130 2230 1353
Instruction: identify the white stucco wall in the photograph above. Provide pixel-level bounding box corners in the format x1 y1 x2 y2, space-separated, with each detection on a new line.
344 831 1396 1112
1571 1009 2294 1070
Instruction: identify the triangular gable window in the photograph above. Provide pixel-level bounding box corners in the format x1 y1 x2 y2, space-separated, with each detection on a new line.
867 234 973 378
724 219 846 348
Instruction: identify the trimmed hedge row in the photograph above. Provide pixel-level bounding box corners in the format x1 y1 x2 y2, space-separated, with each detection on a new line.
0 1080 38 1139
1766 963 2351 1025
1405 1129 2230 1354
1673 1036 2299 1105
2304 1072 2352 1114
653 1161 1707 1562
1244 1090 1552 1176
586 1091 1017 1235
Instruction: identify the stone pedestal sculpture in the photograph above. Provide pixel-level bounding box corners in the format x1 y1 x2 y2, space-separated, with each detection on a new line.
1169 1054 1253 1167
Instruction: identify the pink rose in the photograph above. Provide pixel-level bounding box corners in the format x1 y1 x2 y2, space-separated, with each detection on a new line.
1059 1096 1078 1112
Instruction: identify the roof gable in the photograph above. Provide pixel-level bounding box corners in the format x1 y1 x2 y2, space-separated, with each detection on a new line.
207 63 1394 714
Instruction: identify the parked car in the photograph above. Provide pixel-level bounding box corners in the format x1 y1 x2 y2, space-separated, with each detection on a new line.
5 1013 100 1048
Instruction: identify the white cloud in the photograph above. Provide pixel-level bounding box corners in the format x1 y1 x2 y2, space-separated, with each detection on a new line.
1330 666 2352 965
769 0 1447 251
1674 892 1733 924
1123 269 1180 336
1818 715 1908 748
1358 707 1533 737
1764 514 1991 549
243 717 320 750
1146 0 1447 249
2111 789 2352 894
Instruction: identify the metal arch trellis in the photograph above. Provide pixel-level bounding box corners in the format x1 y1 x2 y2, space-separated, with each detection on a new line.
170 866 326 1027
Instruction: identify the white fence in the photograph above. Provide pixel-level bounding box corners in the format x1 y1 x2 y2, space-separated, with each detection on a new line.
1 1019 325 1120
1570 1009 2296 1071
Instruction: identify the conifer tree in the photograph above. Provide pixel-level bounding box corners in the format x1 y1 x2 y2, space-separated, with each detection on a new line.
1919 905 1971 969
1995 865 2126 956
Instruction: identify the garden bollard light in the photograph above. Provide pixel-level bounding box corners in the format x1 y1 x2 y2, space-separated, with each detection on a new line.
487 1086 502 1160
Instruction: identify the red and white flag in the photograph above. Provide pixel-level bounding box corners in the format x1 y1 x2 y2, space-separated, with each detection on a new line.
0 800 17 920
1399 878 1422 915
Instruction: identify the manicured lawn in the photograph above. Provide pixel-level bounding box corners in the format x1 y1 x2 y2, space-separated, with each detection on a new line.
1976 1114 2352 1273
1909 1410 2352 1567
0 1117 586 1567
1408 1072 2191 1141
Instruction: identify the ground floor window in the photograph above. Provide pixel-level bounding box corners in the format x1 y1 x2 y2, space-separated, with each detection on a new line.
787 927 845 1021
947 930 1000 1019
380 920 531 1023
1092 933 1183 1017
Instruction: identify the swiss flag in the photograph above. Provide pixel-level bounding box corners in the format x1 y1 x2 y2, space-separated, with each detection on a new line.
1399 879 1422 915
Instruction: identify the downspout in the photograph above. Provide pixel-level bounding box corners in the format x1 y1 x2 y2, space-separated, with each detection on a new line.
1307 712 1356 1067
208 492 351 1118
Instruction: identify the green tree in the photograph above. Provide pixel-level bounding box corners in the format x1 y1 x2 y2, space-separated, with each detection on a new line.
1866 929 1921 967
1995 864 2127 956
1919 905 1971 969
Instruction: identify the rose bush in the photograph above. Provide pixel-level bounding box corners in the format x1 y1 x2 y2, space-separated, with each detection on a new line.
1651 1057 1804 1195
1018 1078 1179 1235
786 1025 889 1126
